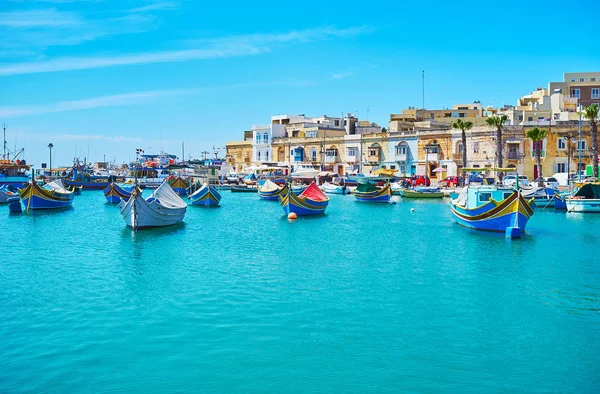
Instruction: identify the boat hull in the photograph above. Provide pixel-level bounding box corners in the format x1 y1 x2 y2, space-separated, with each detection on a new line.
64 180 111 190
402 191 444 198
0 177 30 188
103 183 132 204
279 190 328 216
19 182 74 210
258 184 285 201
354 185 391 203
566 199 600 212
0 189 18 203
119 190 186 228
190 184 221 207
451 192 535 233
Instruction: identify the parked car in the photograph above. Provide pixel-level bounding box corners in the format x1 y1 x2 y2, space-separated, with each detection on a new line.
503 175 529 187
440 176 461 187
226 172 240 184
411 175 431 186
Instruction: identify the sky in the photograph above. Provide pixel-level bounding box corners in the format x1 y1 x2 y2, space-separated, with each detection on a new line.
1 0 599 167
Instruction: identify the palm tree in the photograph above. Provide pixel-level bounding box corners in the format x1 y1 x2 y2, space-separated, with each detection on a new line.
451 119 474 184
485 114 508 182
583 104 599 180
526 127 547 186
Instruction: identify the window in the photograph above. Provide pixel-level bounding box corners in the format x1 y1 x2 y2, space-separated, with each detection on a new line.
503 192 513 200
347 147 358 157
458 112 466 118
310 149 317 162
256 134 261 144
557 162 567 173
519 115 523 121
368 147 379 156
427 146 439 154
580 78 585 82
257 151 261 161
400 165 406 173
557 138 566 150
479 192 492 202
334 120 339 126
263 133 269 144
457 142 464 154
326 148 338 157
528 117 533 122
473 142 479 153
305 131 317 138
572 88 580 98
592 78 596 82
570 78 576 82
390 165 396 170
266 151 269 161
395 145 407 155
592 88 600 99
577 140 588 150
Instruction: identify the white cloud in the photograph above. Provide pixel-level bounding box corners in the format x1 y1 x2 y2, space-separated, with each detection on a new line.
0 89 196 117
129 1 177 13
1 25 371 76
0 8 82 28
332 71 353 80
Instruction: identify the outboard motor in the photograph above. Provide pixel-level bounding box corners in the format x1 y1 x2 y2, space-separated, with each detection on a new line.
8 197 22 214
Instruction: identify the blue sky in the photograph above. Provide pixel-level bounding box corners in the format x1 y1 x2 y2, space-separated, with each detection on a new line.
1 0 599 166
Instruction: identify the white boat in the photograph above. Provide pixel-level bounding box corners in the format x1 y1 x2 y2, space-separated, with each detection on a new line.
291 164 319 179
321 182 348 195
0 185 17 203
118 181 187 229
565 183 600 213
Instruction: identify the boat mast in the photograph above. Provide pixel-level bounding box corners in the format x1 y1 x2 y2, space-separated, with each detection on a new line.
2 123 6 160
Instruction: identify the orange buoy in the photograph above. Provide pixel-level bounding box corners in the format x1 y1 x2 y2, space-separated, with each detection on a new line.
288 212 297 220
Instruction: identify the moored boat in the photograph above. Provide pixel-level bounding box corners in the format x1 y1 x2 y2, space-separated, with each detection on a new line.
565 183 600 213
258 179 285 200
354 183 391 203
0 185 18 203
321 182 348 195
279 182 329 216
19 180 75 210
450 185 535 237
118 182 187 229
402 187 444 199
521 186 558 208
0 160 30 188
243 173 257 185
103 183 133 203
189 182 222 207
231 185 257 192
168 176 189 196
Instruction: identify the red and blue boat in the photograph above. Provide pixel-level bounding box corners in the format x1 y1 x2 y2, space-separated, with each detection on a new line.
279 182 329 216
168 176 189 196
189 182 221 207
103 183 133 203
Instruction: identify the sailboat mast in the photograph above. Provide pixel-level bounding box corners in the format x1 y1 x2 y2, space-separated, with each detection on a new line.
2 124 6 160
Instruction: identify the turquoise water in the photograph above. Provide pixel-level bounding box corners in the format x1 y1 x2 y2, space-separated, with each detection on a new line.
1 192 599 393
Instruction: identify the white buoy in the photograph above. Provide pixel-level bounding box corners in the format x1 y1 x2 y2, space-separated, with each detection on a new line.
410 208 415 212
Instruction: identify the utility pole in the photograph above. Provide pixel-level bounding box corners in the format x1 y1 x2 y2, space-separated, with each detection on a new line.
2 123 6 160
182 141 185 164
578 104 582 175
422 70 425 110
201 151 209 161
48 143 54 180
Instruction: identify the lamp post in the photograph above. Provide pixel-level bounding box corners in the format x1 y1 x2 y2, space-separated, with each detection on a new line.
47 143 54 180
578 104 582 174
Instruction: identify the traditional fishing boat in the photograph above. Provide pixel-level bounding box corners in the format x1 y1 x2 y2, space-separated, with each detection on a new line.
291 164 319 180
258 179 286 200
19 180 75 210
354 183 391 203
103 183 133 203
231 185 257 192
402 187 444 199
189 182 222 207
0 185 18 203
168 176 189 196
565 183 600 213
243 173 257 185
118 182 187 229
450 185 535 238
279 182 329 216
521 186 558 208
321 182 348 195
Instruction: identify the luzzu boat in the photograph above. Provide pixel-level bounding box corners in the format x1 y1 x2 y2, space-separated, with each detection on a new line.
118 182 187 229
189 182 222 207
354 183 391 203
258 179 286 200
0 185 18 203
19 180 75 210
402 186 444 199
450 185 535 238
565 183 600 213
279 182 329 216
103 183 133 203
168 176 189 196
321 182 348 195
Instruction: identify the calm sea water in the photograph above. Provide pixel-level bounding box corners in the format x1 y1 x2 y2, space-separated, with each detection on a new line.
1 191 599 393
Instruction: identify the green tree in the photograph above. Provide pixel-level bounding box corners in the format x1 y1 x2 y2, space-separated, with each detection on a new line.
485 114 509 182
526 127 547 186
451 119 474 184
583 104 599 180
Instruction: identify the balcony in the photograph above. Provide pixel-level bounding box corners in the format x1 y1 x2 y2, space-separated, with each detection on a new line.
325 155 339 163
507 152 521 160
425 153 439 162
395 153 407 162
367 155 380 163
346 156 359 163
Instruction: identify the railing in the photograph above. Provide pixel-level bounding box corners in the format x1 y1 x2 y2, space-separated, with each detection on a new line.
425 153 439 162
325 156 339 163
507 152 521 160
395 153 407 161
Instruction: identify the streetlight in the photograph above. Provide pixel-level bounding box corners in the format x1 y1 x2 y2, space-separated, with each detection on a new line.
47 143 54 180
578 104 582 175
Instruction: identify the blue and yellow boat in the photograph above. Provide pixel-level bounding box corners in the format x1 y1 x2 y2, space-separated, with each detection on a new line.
258 180 286 201
354 183 391 203
279 182 329 216
450 186 535 238
189 182 221 207
19 180 75 210
168 176 189 196
103 183 133 203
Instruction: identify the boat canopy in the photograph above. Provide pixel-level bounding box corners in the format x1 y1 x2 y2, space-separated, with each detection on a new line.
152 182 187 208
355 183 378 193
574 183 600 199
299 182 328 201
259 179 280 192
